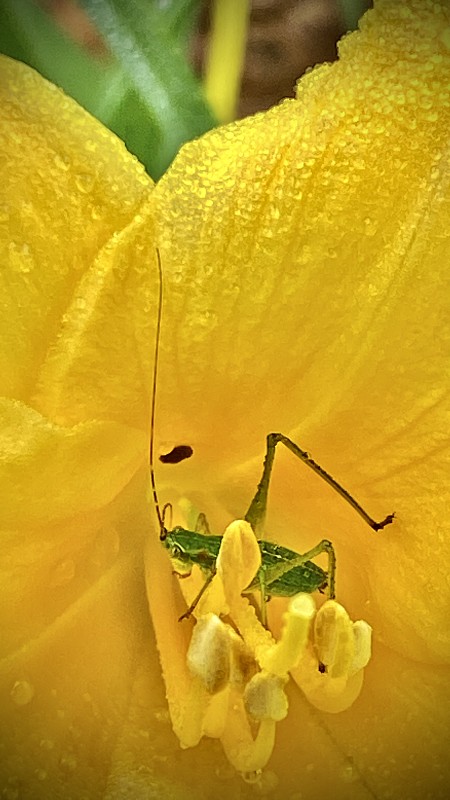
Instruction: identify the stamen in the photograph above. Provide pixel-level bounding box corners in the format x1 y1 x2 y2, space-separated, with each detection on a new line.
350 619 372 675
187 613 231 694
261 593 316 675
314 600 354 679
216 519 262 597
244 672 288 722
228 628 259 688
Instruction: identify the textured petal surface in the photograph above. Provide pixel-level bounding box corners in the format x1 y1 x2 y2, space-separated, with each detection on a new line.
2 0 450 796
0 55 160 798
147 0 450 795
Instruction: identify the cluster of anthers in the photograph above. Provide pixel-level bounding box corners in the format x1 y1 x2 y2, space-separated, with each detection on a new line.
167 519 372 776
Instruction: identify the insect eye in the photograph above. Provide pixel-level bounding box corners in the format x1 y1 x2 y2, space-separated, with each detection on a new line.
171 545 182 559
160 445 193 464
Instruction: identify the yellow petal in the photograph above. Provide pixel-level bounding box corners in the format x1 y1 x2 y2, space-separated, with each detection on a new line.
0 55 153 416
149 0 450 793
0 55 159 532
0 54 162 797
152 0 450 669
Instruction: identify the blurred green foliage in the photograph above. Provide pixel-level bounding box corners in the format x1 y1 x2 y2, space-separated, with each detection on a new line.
0 0 217 179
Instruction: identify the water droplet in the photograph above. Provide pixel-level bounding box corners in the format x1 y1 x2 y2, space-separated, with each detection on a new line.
75 173 95 194
257 770 279 794
438 28 450 52
91 527 120 568
39 738 55 751
340 759 357 783
85 139 98 154
197 309 217 328
49 559 75 588
10 680 34 706
364 217 377 237
215 763 235 781
8 240 35 273
241 769 262 784
59 752 77 772
53 154 70 171
2 783 19 800
153 707 170 724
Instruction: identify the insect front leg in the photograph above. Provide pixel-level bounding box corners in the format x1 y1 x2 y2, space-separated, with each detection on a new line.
178 567 217 622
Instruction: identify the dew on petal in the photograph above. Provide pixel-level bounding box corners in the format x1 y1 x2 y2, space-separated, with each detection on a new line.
10 679 35 706
74 172 95 194
90 526 120 568
53 153 70 171
438 27 450 51
256 769 279 794
39 738 55 751
215 762 236 781
340 758 357 783
241 769 263 785
49 558 76 588
153 707 170 724
2 784 19 800
59 752 77 772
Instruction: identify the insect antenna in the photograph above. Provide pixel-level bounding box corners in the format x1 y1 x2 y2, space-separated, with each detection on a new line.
149 248 168 541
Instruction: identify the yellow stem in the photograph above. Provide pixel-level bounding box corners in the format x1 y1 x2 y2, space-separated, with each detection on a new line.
203 0 251 123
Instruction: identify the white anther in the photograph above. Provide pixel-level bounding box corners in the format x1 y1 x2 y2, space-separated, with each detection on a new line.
314 600 354 679
350 619 372 675
243 671 288 722
187 613 231 694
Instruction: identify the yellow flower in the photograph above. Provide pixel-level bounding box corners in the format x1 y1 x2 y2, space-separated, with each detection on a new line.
161 518 373 773
1 0 449 797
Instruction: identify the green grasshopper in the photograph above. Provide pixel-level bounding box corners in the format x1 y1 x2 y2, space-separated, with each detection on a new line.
150 251 394 622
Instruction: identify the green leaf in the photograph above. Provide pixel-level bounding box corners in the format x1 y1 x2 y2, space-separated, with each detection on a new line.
79 0 216 178
0 0 215 179
0 0 113 113
338 0 371 32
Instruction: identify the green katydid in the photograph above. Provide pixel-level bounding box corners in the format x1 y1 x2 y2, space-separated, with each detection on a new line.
149 250 394 623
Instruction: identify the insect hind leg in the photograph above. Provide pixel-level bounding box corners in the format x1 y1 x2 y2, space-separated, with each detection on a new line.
245 432 394 536
261 539 336 601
